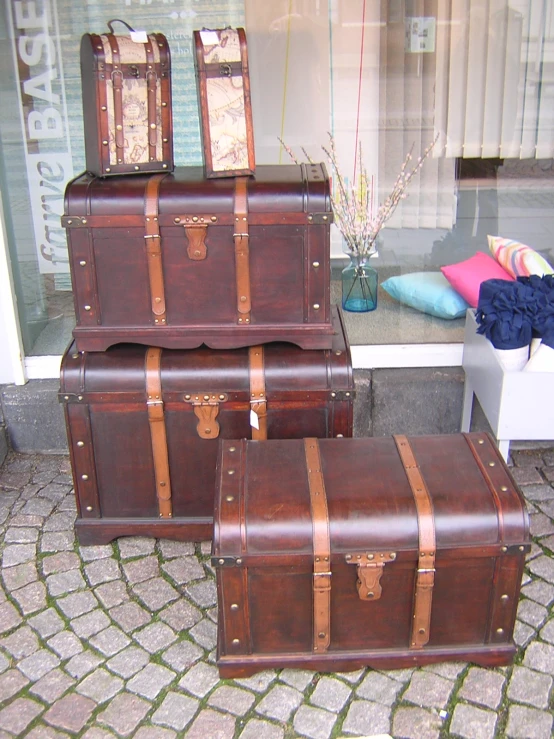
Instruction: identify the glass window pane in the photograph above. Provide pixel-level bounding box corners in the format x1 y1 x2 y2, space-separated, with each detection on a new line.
0 0 244 356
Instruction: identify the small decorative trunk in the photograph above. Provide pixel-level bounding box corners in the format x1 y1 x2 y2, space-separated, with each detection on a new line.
194 27 255 178
62 164 334 351
80 21 173 177
59 307 353 545
213 434 529 677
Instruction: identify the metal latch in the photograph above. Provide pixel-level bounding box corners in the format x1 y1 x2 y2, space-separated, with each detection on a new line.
345 552 396 601
184 392 228 439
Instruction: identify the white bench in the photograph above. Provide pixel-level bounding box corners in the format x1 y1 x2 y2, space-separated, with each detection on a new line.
461 309 554 461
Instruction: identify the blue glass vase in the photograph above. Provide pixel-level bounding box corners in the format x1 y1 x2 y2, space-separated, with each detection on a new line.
342 254 378 312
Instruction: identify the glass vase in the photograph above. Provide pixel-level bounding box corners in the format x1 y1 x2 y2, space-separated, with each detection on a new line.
341 254 378 312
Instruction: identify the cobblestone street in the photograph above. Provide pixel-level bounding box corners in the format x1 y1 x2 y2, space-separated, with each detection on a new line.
0 448 553 738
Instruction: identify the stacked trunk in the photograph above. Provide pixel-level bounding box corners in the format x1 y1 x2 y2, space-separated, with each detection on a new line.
61 23 528 678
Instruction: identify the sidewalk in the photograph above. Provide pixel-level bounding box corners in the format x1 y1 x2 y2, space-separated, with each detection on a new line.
0 448 553 739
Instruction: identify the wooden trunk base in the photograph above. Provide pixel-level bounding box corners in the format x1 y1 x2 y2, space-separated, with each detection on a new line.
75 517 212 545
72 323 335 352
217 643 517 679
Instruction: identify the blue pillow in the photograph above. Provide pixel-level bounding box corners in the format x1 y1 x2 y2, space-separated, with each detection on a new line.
381 272 469 319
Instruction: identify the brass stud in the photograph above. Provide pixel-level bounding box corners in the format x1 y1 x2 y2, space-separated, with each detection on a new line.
155 297 162 303
313 303 320 310
368 554 374 560
116 124 122 131
204 395 210 401
185 394 191 400
86 506 93 511
97 45 102 50
204 429 211 434
105 168 111 173
331 392 336 397
77 441 84 447
245 318 250 323
346 392 351 397
323 215 328 221
219 395 225 400
102 140 108 145
519 545 525 551
229 446 236 452
228 470 235 475
155 319 159 324
174 217 181 224
79 261 86 266
163 138 169 143
496 627 504 635
501 546 508 553
101 106 107 111
72 354 79 359
501 594 509 601
335 350 342 356
78 396 83 401
336 434 344 438
81 474 89 481
478 439 484 444
134 165 140 171
84 305 91 311
232 638 240 645
489 461 496 467
238 319 243 323
345 554 352 561
390 553 396 560
150 123 156 129
226 495 234 502
236 558 242 565
118 159 122 163
418 627 426 634
162 164 168 168
312 261 320 268
230 603 239 610
318 632 325 639
82 219 87 225
501 486 508 491
218 558 225 565
240 296 247 303
162 101 167 107
64 396 69 400
308 215 313 222
192 216 199 222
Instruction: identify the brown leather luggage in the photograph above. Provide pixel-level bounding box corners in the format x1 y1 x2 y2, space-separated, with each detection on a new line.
59 307 353 545
212 434 529 677
194 27 255 178
80 20 173 177
62 164 334 351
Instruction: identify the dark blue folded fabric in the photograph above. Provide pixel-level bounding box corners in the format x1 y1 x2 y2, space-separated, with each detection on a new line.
476 279 533 349
477 275 554 350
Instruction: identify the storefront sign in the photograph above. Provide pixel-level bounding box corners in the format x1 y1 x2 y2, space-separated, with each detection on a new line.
7 0 73 274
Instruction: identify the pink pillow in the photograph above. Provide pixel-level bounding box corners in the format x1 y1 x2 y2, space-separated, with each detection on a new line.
441 252 514 308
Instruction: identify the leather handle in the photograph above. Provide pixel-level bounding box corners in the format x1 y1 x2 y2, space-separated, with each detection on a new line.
145 348 172 518
394 435 436 648
304 438 331 652
144 174 168 324
234 177 251 323
248 346 266 440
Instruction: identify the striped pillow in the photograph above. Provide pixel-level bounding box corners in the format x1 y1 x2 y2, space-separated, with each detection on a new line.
488 235 554 278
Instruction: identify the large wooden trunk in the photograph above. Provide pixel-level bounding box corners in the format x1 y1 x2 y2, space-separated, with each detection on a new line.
213 434 530 677
59 307 353 545
62 164 333 351
80 21 173 177
194 27 255 178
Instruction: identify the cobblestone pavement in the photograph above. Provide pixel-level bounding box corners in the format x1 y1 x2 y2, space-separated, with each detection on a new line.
1 449 554 739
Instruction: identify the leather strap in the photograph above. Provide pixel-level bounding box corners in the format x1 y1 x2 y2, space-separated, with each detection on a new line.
248 346 267 440
110 36 124 153
145 348 172 518
144 174 167 325
304 438 331 652
145 38 158 159
394 435 436 648
234 177 251 323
